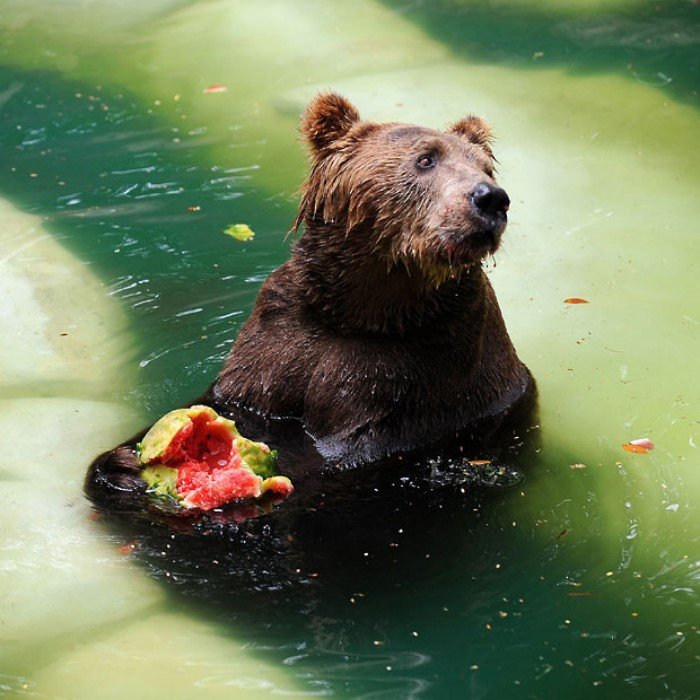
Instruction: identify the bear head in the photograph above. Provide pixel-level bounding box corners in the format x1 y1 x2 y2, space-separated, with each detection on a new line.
294 92 509 284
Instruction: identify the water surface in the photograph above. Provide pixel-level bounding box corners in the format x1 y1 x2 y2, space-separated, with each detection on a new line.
0 1 698 698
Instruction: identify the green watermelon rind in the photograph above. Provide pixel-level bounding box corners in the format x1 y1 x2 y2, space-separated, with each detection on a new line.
235 436 278 478
261 475 293 495
140 464 183 506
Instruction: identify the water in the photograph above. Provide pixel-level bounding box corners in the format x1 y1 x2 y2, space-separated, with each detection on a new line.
0 0 698 697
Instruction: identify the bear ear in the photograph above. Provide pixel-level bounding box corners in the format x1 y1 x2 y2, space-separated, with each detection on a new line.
449 116 494 159
300 92 361 157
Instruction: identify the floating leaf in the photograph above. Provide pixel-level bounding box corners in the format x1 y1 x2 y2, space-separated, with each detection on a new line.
203 84 227 94
564 297 589 305
630 437 655 450
622 437 655 454
223 223 255 242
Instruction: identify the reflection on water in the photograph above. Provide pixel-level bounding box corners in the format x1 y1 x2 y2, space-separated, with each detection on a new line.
0 0 699 698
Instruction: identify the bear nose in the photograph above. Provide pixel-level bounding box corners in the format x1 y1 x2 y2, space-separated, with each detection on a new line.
470 183 510 218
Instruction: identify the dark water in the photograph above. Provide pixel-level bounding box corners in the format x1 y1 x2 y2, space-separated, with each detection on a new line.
1 1 699 698
0 65 293 413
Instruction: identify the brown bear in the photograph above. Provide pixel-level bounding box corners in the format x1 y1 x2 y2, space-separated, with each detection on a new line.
211 93 533 463
87 92 534 506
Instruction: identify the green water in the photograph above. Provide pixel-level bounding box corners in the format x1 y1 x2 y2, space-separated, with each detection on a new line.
0 0 698 697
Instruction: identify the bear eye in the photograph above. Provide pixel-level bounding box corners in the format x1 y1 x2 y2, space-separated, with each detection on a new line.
416 152 437 171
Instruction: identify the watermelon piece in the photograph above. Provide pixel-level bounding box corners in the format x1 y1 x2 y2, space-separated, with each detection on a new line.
136 405 293 511
261 475 294 498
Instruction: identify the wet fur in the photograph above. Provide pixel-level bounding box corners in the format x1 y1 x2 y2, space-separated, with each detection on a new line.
213 93 532 462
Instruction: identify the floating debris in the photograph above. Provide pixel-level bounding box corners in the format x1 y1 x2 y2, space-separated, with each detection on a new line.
622 438 654 454
223 223 255 242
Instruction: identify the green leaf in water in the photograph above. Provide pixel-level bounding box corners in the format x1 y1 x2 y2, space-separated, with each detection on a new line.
223 223 255 242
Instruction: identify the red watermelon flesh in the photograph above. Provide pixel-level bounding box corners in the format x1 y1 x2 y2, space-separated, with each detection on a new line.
178 461 263 510
158 412 262 510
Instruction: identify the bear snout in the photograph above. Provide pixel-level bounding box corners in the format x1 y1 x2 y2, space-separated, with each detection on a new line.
469 182 510 221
